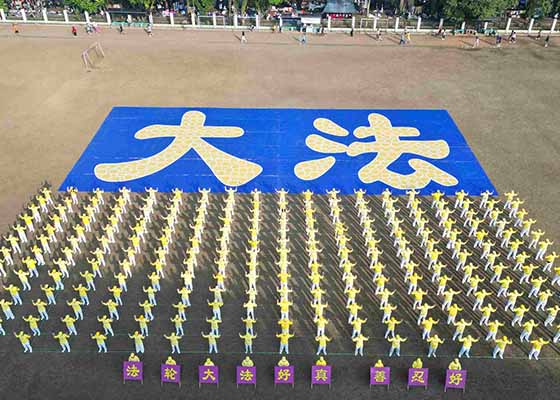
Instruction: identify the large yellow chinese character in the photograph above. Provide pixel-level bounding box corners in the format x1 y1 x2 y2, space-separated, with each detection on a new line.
240 369 254 381
203 368 216 381
448 372 463 385
294 118 350 180
374 370 386 383
277 369 291 381
164 367 177 380
126 365 140 378
411 370 425 383
94 111 262 186
315 368 328 381
294 113 458 190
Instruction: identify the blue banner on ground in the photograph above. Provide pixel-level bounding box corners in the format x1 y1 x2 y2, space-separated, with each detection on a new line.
60 107 496 195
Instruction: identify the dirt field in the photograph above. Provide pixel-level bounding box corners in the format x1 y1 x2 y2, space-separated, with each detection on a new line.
0 24 559 399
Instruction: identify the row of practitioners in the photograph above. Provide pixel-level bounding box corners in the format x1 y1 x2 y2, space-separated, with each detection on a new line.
124 352 467 391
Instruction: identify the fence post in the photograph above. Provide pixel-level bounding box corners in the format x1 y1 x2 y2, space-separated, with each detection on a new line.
551 15 558 32
170 11 174 26
438 18 443 30
148 12 153 25
234 13 238 28
351 16 355 30
460 20 465 32
483 21 488 31
528 18 534 33
212 12 216 27
373 16 377 31
191 12 196 27
256 14 260 29
416 16 421 31
63 9 69 23
42 8 48 22
394 16 399 31
505 17 511 33
0 9 5 22
278 16 282 29
106 11 111 25
327 15 331 31
85 11 90 24
21 8 27 22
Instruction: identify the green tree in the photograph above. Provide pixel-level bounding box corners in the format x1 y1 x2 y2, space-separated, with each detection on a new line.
64 0 106 13
0 0 6 11
525 0 553 17
443 0 517 20
191 0 214 12
128 0 157 11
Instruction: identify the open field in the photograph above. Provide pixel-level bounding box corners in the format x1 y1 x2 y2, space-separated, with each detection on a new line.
0 24 559 399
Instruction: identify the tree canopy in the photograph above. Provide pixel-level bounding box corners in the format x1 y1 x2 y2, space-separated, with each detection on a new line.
64 0 106 13
442 0 518 20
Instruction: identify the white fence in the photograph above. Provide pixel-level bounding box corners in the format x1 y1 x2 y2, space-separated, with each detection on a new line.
0 8 558 35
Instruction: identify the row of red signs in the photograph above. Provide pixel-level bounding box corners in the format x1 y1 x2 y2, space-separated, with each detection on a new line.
123 362 467 391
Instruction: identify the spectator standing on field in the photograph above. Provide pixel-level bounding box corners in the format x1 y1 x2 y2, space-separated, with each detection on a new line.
241 31 247 44
71 26 77 36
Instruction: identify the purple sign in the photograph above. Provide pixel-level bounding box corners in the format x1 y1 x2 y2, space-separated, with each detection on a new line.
123 361 143 382
444 369 467 392
161 364 181 385
236 366 257 385
370 367 390 386
407 368 428 389
311 365 332 386
199 365 219 385
274 366 294 385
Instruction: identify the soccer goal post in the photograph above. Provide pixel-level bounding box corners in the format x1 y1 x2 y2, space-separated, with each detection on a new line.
81 42 105 71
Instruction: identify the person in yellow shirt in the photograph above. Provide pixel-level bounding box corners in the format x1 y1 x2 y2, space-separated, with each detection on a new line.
241 356 254 367
374 359 384 368
528 338 550 360
452 319 472 341
353 333 369 356
73 284 90 306
448 358 462 370
520 319 539 342
458 335 479 358
171 314 185 336
485 320 504 341
30 299 47 320
427 335 445 357
316 356 327 366
276 332 294 354
165 356 177 365
421 317 439 340
139 300 154 321
4 285 22 306
239 332 257 353
164 333 183 354
384 317 402 339
388 335 407 357
108 286 123 306
493 335 512 359
134 315 150 336
277 356 290 366
91 331 108 352
97 315 114 336
61 314 78 335
129 331 145 354
315 334 331 355
128 353 140 362
53 331 71 352
411 358 423 368
15 331 32 352
23 315 41 336
202 331 220 353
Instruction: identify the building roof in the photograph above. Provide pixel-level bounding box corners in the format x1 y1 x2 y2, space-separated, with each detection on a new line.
322 0 359 15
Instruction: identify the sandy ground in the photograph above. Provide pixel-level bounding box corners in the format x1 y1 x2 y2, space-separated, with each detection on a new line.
0 24 559 399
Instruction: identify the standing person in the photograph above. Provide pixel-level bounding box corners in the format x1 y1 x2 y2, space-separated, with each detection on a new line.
474 34 480 48
241 31 247 44
406 30 411 44
441 29 446 40
71 26 77 36
537 29 542 40
376 28 382 41
399 32 405 45
147 24 153 37
545 35 550 48
13 23 19 34
496 34 502 48
350 28 354 37
119 24 124 34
